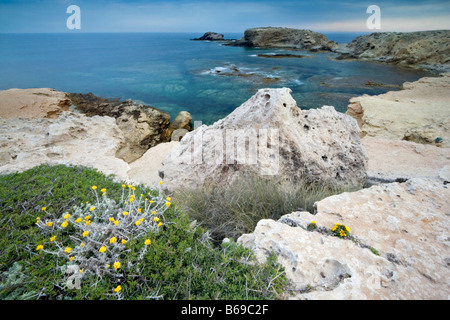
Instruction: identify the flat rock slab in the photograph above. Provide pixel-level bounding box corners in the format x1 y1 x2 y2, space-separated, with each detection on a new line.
362 137 450 184
238 178 450 299
347 73 450 147
0 88 71 119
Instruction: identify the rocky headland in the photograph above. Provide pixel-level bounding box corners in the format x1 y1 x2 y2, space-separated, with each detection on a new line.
335 30 450 72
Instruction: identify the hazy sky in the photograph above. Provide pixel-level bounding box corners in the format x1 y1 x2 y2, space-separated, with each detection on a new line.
1 0 449 33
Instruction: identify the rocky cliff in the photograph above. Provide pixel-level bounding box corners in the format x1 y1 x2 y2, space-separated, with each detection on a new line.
68 92 191 163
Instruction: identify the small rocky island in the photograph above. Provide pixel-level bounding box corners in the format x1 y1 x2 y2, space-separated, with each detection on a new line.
225 27 337 52
191 32 234 41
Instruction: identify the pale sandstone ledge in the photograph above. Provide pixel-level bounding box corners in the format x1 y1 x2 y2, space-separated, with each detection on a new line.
238 178 450 300
347 73 450 148
0 88 72 119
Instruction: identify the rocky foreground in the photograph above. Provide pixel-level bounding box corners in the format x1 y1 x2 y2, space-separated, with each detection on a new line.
0 73 449 299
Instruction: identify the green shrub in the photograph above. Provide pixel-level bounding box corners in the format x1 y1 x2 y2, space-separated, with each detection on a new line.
175 173 360 242
0 164 287 300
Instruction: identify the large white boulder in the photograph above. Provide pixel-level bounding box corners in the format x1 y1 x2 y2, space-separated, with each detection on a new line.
159 88 367 191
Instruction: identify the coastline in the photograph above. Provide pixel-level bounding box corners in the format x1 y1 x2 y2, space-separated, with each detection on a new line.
1 28 449 300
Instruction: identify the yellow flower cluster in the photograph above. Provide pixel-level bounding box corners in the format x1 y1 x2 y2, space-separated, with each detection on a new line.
331 223 350 238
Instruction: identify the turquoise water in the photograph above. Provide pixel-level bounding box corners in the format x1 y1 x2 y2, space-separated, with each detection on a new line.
0 32 433 124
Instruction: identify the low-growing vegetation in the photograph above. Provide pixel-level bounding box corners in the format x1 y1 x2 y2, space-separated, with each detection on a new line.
175 173 360 242
0 164 287 300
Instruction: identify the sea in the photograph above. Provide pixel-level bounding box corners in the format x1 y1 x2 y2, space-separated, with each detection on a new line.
0 32 435 124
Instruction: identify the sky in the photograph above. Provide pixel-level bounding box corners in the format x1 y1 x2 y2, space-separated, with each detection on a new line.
0 0 449 33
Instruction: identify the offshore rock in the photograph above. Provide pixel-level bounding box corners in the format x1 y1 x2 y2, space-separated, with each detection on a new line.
228 27 335 51
159 88 367 192
192 32 225 41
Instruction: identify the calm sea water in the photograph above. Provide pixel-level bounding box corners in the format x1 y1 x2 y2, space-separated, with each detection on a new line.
0 32 434 124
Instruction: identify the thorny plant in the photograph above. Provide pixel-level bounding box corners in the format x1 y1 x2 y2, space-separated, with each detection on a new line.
35 182 170 297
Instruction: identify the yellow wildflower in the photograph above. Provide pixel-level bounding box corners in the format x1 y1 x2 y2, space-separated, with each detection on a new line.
114 285 122 293
165 202 171 207
85 220 91 226
153 217 160 222
92 186 97 190
345 225 350 233
80 242 85 247
159 181 163 185
41 207 47 211
113 261 121 270
61 220 69 228
101 188 106 193
121 239 127 245
99 246 106 253
46 221 53 227
166 197 171 201
69 256 74 261
64 247 72 254
152 211 156 215
122 184 126 188
138 208 142 213
157 222 163 227
150 200 154 204
110 237 117 244
122 211 128 216
89 206 95 211
79 269 84 274
135 220 141 226
75 218 82 223
128 184 132 189
82 230 89 237
36 244 44 251
84 215 90 220
311 221 316 225
114 220 119 226
144 239 151 246
50 235 56 242
64 213 71 219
